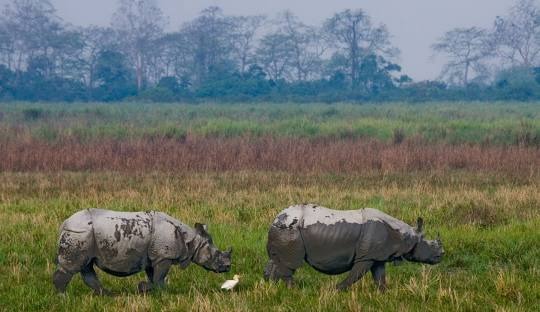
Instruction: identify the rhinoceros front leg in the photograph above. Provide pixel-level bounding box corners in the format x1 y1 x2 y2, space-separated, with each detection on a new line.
81 264 113 296
336 261 374 291
138 259 173 293
370 261 386 291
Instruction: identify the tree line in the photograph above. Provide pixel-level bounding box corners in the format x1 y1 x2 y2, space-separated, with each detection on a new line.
1 0 540 102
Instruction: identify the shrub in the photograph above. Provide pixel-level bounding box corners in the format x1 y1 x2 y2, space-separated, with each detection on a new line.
22 108 46 121
393 128 406 144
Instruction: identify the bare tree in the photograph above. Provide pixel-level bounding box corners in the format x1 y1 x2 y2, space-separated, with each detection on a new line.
493 0 540 68
156 32 196 84
230 15 266 74
180 6 236 85
324 9 397 86
112 0 166 91
0 0 62 73
255 32 295 81
51 26 86 81
0 14 15 70
0 0 89 89
278 11 327 81
80 26 119 89
432 27 491 85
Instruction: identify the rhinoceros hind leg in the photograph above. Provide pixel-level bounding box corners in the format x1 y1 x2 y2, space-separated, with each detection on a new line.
264 260 295 287
336 261 374 291
53 268 74 293
370 261 386 291
266 225 305 285
81 264 113 296
276 265 295 288
138 259 172 293
263 260 273 281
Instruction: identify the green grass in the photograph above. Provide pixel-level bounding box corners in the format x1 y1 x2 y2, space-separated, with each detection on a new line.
0 172 538 311
1 101 539 311
0 101 539 145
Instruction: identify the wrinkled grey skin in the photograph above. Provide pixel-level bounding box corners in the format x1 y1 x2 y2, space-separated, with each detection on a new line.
263 204 444 291
53 208 232 295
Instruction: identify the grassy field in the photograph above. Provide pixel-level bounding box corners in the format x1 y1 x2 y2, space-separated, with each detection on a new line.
0 102 539 311
0 101 539 145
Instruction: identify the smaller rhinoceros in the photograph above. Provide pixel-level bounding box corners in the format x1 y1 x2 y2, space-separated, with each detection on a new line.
263 204 444 291
53 209 232 295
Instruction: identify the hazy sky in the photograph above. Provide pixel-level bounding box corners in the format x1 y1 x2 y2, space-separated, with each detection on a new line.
1 0 518 80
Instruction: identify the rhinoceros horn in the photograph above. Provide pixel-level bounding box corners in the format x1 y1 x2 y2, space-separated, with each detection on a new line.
226 247 233 255
436 232 442 244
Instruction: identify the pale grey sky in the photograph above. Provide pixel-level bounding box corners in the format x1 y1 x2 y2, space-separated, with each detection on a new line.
1 0 518 80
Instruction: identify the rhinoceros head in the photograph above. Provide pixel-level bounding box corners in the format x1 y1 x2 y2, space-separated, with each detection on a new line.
405 218 444 265
191 223 232 273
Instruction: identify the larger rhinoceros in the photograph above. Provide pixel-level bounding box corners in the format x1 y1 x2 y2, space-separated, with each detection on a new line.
263 204 443 291
53 208 232 295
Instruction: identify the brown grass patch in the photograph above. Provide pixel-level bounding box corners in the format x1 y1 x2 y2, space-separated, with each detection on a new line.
0 137 538 175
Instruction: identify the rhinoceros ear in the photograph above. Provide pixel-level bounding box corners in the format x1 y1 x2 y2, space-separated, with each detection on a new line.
195 223 210 237
416 217 424 234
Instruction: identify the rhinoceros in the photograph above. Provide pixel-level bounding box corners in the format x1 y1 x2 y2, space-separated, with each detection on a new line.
263 204 443 291
53 208 232 295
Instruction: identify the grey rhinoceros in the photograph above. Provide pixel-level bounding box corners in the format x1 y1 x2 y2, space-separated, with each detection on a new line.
263 204 444 291
53 208 232 295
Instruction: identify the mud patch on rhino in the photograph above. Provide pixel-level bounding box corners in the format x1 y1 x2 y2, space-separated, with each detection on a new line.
58 232 89 265
59 232 71 246
99 239 119 258
114 224 121 242
274 213 289 229
274 213 300 230
111 217 151 241
120 219 141 239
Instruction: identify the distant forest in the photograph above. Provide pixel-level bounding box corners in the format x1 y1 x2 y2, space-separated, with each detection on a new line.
2 0 540 102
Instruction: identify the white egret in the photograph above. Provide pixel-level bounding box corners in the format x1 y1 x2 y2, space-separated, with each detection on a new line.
220 274 240 291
